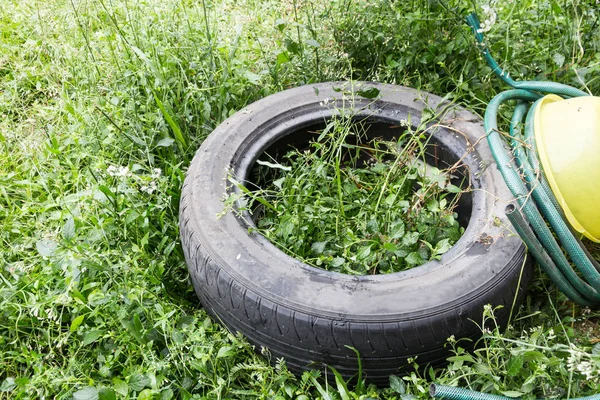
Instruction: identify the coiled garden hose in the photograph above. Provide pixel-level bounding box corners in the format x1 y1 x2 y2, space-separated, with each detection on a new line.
430 13 600 400
466 12 599 306
430 384 600 400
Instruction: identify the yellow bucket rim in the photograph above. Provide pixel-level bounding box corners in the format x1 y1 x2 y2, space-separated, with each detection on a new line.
533 94 599 242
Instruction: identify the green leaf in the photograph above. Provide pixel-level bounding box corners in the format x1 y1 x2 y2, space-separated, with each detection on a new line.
82 329 103 346
161 388 174 400
112 378 128 397
217 346 235 358
98 388 117 400
305 39 320 48
36 239 57 257
551 0 562 13
434 238 453 256
0 378 16 392
152 91 187 148
311 241 327 254
447 354 475 363
500 390 524 398
402 232 419 247
356 244 372 260
393 248 409 258
156 137 175 147
330 367 351 400
276 52 290 65
522 350 547 362
98 185 116 200
552 52 565 68
366 219 379 234
285 39 300 55
274 18 286 31
256 159 291 171
70 315 85 333
389 375 405 394
383 242 398 252
356 87 380 99
73 386 99 400
405 252 423 265
389 221 405 239
243 70 262 85
310 376 334 400
276 215 294 239
446 184 462 193
133 314 144 339
62 217 76 241
122 314 146 344
138 389 154 400
128 373 149 392
506 355 524 376
130 45 151 65
330 257 345 268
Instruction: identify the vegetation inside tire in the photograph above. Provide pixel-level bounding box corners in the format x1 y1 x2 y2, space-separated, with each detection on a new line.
229 114 469 274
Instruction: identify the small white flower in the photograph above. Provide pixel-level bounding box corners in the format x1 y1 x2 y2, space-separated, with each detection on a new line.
577 361 596 380
107 165 131 178
140 180 158 194
477 4 497 33
539 363 547 371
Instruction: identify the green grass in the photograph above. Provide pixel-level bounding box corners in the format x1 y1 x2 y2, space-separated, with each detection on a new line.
1 0 600 398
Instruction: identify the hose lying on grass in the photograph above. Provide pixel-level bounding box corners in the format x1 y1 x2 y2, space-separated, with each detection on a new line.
431 384 600 400
431 12 599 399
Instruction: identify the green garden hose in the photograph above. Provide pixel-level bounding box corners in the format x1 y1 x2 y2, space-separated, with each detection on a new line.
430 13 599 400
431 384 600 400
466 12 600 306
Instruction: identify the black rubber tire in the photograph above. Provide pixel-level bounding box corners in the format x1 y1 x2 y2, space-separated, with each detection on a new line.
179 82 531 384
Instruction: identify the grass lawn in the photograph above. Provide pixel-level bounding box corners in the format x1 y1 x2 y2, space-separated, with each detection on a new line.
1 0 600 398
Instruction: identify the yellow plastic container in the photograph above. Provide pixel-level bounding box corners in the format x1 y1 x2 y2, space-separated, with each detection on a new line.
534 94 600 243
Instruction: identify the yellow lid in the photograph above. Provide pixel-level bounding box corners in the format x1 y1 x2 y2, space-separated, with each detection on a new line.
534 94 600 242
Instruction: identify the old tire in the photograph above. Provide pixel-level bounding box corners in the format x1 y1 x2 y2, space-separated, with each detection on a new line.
179 82 531 383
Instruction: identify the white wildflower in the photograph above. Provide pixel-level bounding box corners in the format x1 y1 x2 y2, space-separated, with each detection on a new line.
140 180 158 195
539 363 547 371
577 361 595 380
107 165 131 178
477 4 497 33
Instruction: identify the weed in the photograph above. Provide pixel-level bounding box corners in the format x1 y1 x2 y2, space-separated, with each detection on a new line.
234 113 465 274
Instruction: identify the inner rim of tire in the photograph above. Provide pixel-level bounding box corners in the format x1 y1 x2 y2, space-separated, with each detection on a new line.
240 114 473 274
